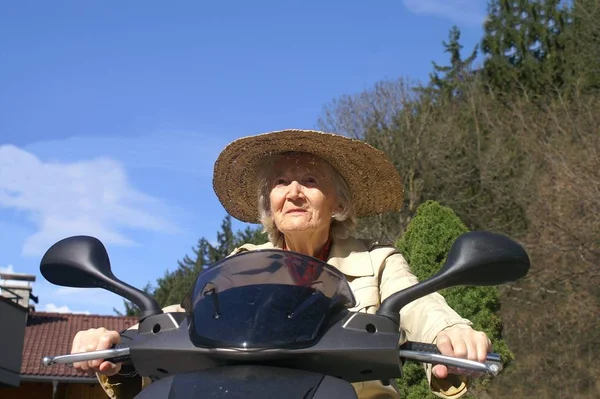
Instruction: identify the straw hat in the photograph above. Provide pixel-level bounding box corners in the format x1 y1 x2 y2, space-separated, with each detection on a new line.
212 129 404 223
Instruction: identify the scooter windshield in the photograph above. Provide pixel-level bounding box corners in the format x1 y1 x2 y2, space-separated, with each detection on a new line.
185 249 356 350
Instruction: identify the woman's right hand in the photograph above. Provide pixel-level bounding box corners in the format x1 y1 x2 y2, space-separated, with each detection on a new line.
71 328 121 376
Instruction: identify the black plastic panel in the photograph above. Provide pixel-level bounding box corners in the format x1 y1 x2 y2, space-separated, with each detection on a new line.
133 365 358 399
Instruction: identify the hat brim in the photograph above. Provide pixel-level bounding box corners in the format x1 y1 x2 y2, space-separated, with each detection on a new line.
212 129 404 223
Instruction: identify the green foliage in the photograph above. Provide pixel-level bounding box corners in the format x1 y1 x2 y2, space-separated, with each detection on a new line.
153 215 267 308
395 201 513 397
568 0 600 92
397 362 436 399
421 26 478 103
478 0 600 96
152 237 212 309
481 0 572 95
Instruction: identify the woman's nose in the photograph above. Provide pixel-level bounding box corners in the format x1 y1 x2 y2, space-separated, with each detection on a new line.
287 181 303 198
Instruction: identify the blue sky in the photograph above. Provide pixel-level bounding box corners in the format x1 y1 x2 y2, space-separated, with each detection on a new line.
0 0 487 315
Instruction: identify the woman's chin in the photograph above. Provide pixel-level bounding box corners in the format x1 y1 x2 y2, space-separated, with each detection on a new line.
281 227 311 234
279 223 315 234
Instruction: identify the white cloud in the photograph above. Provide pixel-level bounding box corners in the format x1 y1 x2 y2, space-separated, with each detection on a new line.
403 0 486 26
0 145 178 257
44 303 90 315
54 286 119 302
25 132 229 178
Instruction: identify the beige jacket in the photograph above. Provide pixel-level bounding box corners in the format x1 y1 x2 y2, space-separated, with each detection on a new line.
99 237 472 398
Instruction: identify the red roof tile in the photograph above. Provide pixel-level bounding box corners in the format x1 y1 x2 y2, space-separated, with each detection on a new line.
22 312 138 378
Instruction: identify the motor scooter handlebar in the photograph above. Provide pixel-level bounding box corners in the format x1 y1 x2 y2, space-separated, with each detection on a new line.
398 341 502 376
41 342 503 377
42 345 131 367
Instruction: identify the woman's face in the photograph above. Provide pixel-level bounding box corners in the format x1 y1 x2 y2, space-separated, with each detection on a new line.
268 153 339 237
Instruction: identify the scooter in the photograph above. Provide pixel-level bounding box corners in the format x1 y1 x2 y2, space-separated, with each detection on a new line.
39 230 530 398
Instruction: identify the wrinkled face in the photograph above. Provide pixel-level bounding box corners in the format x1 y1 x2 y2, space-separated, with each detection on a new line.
268 153 339 237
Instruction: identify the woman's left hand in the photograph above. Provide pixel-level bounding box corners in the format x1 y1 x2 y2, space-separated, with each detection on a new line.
432 325 492 379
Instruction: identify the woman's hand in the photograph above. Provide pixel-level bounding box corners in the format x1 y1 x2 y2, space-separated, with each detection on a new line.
71 328 121 376
432 325 492 379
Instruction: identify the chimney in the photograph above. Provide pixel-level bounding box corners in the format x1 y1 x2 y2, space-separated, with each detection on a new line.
0 272 38 312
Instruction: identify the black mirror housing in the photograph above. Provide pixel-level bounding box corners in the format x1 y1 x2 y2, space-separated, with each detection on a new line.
40 235 162 320
377 231 530 322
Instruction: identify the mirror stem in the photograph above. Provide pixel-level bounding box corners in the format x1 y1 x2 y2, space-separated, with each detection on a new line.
104 278 162 320
377 274 447 321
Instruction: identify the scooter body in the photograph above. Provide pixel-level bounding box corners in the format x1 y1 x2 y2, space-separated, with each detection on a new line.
137 366 359 399
39 231 530 398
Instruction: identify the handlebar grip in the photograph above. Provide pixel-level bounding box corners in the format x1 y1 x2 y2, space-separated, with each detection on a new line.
401 341 441 354
401 341 502 363
106 342 131 364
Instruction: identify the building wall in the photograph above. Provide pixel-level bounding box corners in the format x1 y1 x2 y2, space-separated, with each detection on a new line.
0 298 27 387
0 381 108 399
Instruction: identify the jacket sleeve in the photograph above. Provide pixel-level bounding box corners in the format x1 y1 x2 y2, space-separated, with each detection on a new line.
377 250 473 399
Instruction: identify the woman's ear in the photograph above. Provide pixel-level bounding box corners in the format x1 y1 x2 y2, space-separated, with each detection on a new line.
332 202 345 218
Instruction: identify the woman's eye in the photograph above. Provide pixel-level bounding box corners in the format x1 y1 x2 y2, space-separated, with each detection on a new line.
274 178 287 186
303 176 317 185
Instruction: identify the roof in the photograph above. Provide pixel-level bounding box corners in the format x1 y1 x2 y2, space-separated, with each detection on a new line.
22 312 138 379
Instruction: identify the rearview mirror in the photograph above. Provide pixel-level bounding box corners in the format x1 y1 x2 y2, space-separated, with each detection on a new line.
377 231 530 321
40 235 162 320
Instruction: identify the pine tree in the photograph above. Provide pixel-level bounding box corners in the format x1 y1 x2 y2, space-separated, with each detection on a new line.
568 0 600 92
480 0 519 92
204 216 234 263
481 0 572 95
133 215 267 310
152 237 215 308
427 26 478 102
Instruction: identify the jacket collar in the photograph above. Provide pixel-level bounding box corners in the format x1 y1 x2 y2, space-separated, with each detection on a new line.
327 237 375 277
233 237 375 277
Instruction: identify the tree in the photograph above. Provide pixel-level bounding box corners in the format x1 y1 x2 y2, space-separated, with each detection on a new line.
114 215 267 314
318 75 534 243
152 215 266 308
206 214 237 263
567 0 600 92
153 237 214 308
485 91 600 398
395 201 512 398
422 26 478 103
481 0 571 95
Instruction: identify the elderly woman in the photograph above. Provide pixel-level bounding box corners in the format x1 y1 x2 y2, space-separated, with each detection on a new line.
71 129 492 399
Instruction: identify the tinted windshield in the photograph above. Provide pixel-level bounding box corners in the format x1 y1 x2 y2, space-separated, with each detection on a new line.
185 250 355 350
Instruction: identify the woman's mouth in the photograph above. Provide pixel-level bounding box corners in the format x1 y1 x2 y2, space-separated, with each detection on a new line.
286 209 307 214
